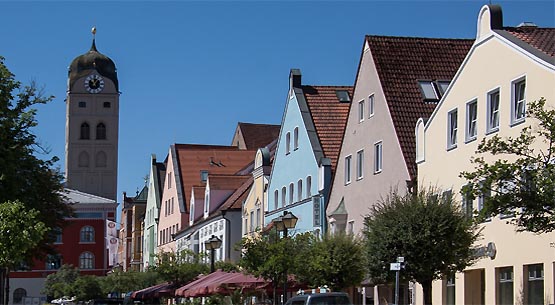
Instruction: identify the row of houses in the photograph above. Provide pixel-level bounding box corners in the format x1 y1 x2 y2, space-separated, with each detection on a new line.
118 5 555 305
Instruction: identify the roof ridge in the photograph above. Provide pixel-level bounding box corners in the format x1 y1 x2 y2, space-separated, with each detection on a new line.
366 34 474 41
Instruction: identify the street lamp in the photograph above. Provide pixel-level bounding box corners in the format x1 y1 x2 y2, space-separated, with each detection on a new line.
205 235 222 273
272 211 298 304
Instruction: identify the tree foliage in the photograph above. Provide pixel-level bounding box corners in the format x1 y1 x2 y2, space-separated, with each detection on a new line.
69 276 102 301
461 98 555 233
151 250 209 285
42 265 81 299
0 201 48 269
0 56 73 256
363 186 480 305
101 270 160 296
294 232 366 291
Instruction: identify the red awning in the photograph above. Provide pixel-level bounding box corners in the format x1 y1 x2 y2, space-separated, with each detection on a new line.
175 270 270 297
131 282 176 300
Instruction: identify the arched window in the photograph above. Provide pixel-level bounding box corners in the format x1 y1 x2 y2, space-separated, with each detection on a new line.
80 226 94 242
79 252 94 269
289 183 294 205
80 122 90 140
294 127 299 150
306 176 312 197
285 132 291 154
297 179 303 201
96 123 106 140
13 288 26 304
274 190 278 210
96 151 107 168
78 151 89 168
281 187 286 208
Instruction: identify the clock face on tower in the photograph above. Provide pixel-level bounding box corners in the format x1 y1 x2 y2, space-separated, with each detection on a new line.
84 74 105 94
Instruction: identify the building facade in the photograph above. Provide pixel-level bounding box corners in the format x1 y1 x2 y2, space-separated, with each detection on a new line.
142 155 166 269
416 5 555 305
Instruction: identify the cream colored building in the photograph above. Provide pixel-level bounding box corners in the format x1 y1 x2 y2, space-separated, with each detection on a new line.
416 5 555 305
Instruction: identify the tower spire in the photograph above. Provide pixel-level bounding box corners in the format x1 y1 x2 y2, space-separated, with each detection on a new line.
90 26 98 52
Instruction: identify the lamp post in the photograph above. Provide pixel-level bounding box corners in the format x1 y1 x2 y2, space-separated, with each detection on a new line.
272 211 298 305
205 235 222 273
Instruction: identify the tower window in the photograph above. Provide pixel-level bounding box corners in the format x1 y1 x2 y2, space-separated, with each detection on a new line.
96 123 106 140
80 122 90 140
103 102 111 108
96 151 107 168
78 101 87 108
78 151 90 168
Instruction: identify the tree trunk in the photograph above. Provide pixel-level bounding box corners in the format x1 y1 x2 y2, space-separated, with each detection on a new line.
0 268 4 305
421 280 432 305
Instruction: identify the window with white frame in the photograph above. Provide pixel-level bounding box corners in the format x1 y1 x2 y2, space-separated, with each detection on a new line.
293 127 299 150
249 211 254 232
487 89 500 133
374 142 383 173
477 187 492 222
289 183 294 205
79 252 94 269
286 132 291 154
356 150 364 180
80 226 94 242
347 221 354 234
306 176 312 197
446 276 455 305
368 94 375 117
358 100 365 122
512 78 526 123
462 187 473 217
526 264 544 305
466 99 477 142
447 109 458 149
497 267 513 305
297 179 303 202
256 207 260 230
281 187 286 207
345 155 352 184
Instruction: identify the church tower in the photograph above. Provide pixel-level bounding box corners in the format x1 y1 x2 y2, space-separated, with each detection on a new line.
65 28 119 200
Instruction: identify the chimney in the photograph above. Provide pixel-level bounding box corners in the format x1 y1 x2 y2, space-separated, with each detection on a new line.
517 22 538 28
290 69 302 89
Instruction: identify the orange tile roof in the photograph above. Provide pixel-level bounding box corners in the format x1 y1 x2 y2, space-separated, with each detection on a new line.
220 176 254 211
208 174 250 191
366 36 473 180
302 85 353 173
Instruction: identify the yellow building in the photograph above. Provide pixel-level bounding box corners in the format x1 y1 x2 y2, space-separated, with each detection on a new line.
416 5 555 305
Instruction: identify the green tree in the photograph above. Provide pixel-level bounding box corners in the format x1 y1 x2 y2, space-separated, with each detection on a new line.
152 250 209 285
363 186 480 305
294 232 366 291
69 276 103 301
100 270 160 297
0 56 73 303
0 201 48 305
42 265 80 299
461 98 555 233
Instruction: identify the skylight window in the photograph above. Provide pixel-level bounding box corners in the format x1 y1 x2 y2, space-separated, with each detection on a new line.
418 80 451 101
336 90 351 102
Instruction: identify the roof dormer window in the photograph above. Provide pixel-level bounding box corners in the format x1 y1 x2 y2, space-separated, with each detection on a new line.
418 80 451 102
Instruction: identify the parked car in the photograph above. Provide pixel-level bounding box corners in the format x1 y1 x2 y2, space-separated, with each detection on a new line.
285 292 353 305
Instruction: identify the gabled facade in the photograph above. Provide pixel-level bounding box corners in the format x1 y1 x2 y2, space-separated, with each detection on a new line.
242 141 276 238
265 69 352 235
156 144 255 253
142 154 166 269
416 5 555 305
326 35 473 237
118 187 147 271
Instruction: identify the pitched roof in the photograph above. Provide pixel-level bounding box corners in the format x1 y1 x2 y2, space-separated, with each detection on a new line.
366 35 473 179
173 144 256 214
65 188 116 205
236 122 281 150
503 26 555 61
220 176 254 211
208 174 250 191
302 85 353 173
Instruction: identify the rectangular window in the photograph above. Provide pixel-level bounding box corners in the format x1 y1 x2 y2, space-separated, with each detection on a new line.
358 100 365 122
306 176 312 197
487 89 500 133
419 81 439 100
168 173 172 189
462 192 473 217
447 109 458 149
526 264 544 305
347 221 354 234
368 94 375 117
374 142 383 173
477 186 492 222
497 267 513 305
512 78 526 123
200 170 209 182
466 99 478 142
78 101 87 108
249 211 254 232
256 207 260 230
345 155 352 184
297 180 303 202
446 276 455 305
356 150 364 180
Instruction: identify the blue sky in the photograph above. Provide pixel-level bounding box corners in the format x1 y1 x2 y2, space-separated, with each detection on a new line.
1 1 554 209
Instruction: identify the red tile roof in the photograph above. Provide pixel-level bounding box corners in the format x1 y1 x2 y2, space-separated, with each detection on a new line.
237 122 281 150
174 144 255 215
504 27 555 58
220 176 254 211
302 85 353 173
366 35 473 180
